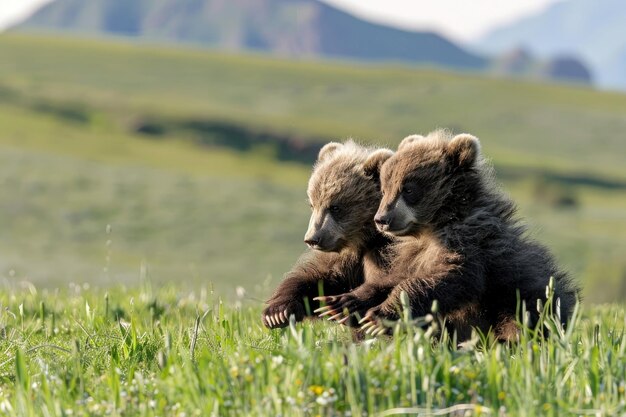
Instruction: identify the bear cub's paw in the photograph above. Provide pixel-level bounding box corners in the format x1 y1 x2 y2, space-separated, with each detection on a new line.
358 304 400 336
314 292 379 326
262 299 305 329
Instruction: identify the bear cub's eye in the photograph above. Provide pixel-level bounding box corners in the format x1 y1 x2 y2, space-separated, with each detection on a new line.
328 205 340 214
401 183 421 202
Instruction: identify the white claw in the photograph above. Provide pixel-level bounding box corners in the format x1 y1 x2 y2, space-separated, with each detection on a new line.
338 316 351 325
314 306 331 314
319 309 336 318
273 313 280 325
329 312 344 321
373 327 386 337
283 309 289 322
361 321 375 331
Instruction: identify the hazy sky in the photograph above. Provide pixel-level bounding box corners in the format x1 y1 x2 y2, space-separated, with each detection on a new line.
0 0 561 42
0 0 52 29
320 0 561 41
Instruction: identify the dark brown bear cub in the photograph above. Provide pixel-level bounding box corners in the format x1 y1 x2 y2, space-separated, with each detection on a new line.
262 141 394 329
325 131 578 341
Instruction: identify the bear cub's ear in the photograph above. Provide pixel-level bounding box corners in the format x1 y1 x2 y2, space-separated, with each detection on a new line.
317 142 343 162
447 134 480 168
398 134 425 151
363 148 394 179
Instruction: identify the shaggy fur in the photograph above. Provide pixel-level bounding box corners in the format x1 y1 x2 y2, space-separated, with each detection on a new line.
324 130 579 341
262 141 393 329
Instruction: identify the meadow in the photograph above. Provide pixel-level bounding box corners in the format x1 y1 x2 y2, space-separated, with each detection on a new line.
0 284 624 416
0 32 625 416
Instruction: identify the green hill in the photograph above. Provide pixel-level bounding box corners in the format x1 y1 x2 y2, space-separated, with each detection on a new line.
0 34 625 301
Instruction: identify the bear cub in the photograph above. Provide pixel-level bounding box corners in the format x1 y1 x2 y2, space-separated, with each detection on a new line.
262 141 394 328
323 131 579 341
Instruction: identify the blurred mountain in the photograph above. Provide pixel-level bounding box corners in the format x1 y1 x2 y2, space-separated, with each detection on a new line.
477 0 626 90
12 0 487 70
490 48 592 85
540 56 592 83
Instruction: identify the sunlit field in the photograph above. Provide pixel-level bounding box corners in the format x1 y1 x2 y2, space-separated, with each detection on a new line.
0 284 624 416
0 32 625 416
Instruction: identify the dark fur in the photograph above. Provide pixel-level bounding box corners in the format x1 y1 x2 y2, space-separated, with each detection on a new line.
346 131 579 341
262 142 393 329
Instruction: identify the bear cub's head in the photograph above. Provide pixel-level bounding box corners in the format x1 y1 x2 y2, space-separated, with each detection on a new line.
304 141 393 252
371 131 482 236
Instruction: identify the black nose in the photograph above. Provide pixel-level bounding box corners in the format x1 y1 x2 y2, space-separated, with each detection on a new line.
374 214 389 226
304 237 320 246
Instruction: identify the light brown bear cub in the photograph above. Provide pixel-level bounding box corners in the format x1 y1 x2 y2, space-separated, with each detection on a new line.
262 141 394 328
322 131 578 341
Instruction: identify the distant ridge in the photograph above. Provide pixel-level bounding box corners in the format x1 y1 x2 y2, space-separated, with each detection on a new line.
477 0 626 90
12 0 487 70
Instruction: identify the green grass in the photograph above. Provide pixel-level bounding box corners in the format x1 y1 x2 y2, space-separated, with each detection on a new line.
0 284 624 416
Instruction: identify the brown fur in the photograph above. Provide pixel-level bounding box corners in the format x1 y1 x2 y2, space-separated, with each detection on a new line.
341 131 578 341
262 141 393 329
